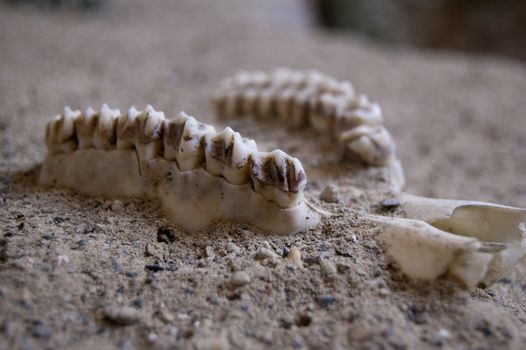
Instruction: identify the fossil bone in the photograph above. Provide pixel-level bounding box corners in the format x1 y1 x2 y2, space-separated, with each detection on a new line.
39 104 320 235
368 193 526 287
212 68 397 167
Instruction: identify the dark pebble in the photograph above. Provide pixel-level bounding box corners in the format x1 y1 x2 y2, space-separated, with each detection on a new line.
318 294 336 307
126 271 138 278
77 239 89 247
133 298 144 308
4 228 16 237
31 321 52 340
157 226 176 243
53 216 65 224
145 264 165 272
407 304 427 325
41 234 54 240
381 198 401 209
282 247 290 258
17 222 24 230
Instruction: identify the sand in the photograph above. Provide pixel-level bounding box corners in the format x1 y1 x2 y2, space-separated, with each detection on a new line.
1 0 526 349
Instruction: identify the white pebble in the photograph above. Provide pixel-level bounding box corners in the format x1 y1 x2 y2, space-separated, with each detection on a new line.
320 258 337 276
320 184 339 203
111 199 124 211
255 247 277 260
230 271 251 287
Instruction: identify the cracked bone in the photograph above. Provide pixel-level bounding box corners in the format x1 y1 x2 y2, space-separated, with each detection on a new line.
40 105 319 235
368 193 526 287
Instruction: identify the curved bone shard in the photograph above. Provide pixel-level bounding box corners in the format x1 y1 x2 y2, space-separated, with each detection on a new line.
398 193 526 285
371 215 500 288
40 105 319 235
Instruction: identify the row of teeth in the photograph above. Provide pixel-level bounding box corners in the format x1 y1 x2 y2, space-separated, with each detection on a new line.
212 68 396 166
44 104 307 208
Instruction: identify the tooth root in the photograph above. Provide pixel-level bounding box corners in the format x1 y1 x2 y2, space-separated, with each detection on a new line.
340 125 396 166
257 88 277 118
45 107 80 155
205 127 258 185
250 150 306 208
117 106 140 150
176 112 215 171
93 104 119 150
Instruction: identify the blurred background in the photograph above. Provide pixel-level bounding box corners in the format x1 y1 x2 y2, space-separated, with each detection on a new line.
4 0 526 61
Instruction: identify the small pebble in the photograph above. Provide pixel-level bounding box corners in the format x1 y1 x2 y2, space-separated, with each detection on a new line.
381 198 401 209
319 258 337 276
226 242 241 254
432 329 451 346
110 200 124 211
126 271 138 278
320 184 339 203
145 263 165 272
147 333 158 343
318 294 336 307
4 228 16 237
255 247 277 260
286 246 302 267
31 321 52 340
157 226 176 243
230 271 251 287
102 306 140 326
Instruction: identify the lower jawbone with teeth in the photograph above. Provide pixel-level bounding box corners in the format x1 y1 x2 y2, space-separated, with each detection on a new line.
370 193 526 288
39 106 320 235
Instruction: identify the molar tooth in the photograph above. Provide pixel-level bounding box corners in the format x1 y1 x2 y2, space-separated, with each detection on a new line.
205 127 258 185
339 100 383 128
116 106 140 150
75 107 98 149
250 150 306 208
45 106 80 154
340 125 396 166
240 88 259 117
163 112 188 162
276 87 295 120
93 104 119 150
134 104 165 163
170 112 216 171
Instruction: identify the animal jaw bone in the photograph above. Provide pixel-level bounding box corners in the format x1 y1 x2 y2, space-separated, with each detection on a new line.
40 105 320 235
369 193 526 288
212 68 398 167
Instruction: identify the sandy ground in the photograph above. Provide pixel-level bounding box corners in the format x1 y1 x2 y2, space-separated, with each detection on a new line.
1 1 526 349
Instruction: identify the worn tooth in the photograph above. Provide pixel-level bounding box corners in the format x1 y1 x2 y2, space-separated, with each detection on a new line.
116 106 140 150
289 87 314 127
250 150 306 208
338 99 383 129
211 90 228 119
257 87 278 118
45 106 80 154
75 107 98 149
224 90 242 117
308 93 339 132
134 104 165 163
276 87 295 120
205 127 258 185
93 104 119 150
240 88 259 117
340 125 396 166
168 112 215 171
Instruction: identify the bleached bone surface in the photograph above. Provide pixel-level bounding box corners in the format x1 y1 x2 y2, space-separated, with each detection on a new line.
367 192 526 287
40 105 320 235
212 68 399 168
